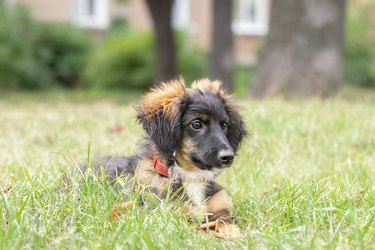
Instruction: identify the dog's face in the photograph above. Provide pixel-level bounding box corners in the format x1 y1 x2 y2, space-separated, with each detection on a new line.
137 78 247 172
178 89 235 170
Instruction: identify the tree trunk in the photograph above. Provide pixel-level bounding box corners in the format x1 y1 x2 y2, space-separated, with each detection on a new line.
145 0 177 84
210 0 234 92
250 0 347 98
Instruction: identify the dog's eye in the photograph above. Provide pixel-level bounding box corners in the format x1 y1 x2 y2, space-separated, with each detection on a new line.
221 122 228 131
191 121 202 130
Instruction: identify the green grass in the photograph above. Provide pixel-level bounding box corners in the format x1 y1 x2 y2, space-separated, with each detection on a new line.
1 89 374 249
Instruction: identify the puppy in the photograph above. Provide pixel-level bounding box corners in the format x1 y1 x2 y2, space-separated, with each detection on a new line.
87 78 247 236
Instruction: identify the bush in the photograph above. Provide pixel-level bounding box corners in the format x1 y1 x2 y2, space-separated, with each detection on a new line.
345 1 375 87
83 31 155 89
234 64 255 96
0 6 46 89
33 23 93 88
0 5 92 90
84 30 208 89
107 16 130 35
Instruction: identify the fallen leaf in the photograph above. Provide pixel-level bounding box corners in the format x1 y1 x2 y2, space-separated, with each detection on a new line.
3 187 12 194
109 200 135 220
1 208 8 225
107 124 126 134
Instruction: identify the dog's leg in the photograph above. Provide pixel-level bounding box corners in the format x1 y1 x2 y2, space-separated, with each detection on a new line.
202 184 242 238
206 189 233 222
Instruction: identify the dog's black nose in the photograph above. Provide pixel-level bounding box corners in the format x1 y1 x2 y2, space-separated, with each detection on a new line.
218 149 234 165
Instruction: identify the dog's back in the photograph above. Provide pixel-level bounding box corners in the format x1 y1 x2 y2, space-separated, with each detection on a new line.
89 156 140 181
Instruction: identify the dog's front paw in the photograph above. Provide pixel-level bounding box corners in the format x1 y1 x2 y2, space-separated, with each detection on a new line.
199 220 242 239
216 222 241 238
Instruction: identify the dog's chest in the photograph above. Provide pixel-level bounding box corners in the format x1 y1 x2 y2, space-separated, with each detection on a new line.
173 165 217 208
183 181 205 205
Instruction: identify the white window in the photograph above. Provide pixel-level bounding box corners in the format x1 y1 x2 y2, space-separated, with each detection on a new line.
172 0 190 29
71 0 109 30
232 0 269 36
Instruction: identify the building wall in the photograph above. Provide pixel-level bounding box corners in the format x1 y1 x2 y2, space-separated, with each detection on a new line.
189 0 212 50
17 0 71 22
235 36 262 64
110 0 152 30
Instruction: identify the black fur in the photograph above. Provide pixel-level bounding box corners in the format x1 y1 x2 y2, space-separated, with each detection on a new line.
225 104 247 152
136 101 188 160
86 155 140 181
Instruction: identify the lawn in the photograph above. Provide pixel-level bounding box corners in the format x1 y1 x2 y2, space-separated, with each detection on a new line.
1 89 374 249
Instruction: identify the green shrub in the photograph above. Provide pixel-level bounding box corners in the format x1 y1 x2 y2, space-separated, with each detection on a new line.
345 1 375 87
33 23 93 88
83 31 155 89
234 64 255 96
0 5 92 90
84 30 209 89
107 16 130 35
0 6 47 89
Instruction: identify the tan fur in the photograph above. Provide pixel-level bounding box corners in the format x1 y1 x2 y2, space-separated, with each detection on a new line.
200 221 242 239
140 78 186 120
191 79 241 117
206 189 232 219
201 190 242 238
215 223 242 238
191 79 227 98
175 137 199 172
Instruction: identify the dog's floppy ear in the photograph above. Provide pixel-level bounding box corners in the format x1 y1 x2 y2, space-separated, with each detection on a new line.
137 79 187 157
224 98 247 152
192 79 248 152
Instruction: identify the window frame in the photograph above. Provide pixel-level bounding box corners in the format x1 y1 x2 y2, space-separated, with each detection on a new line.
172 0 190 29
232 0 269 36
71 0 109 30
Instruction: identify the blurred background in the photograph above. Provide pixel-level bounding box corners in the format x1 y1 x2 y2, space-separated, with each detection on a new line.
0 0 374 98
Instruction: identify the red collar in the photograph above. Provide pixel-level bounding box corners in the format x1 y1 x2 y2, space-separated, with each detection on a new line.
153 154 169 177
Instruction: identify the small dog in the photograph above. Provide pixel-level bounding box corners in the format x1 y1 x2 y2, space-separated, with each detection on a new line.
87 78 247 237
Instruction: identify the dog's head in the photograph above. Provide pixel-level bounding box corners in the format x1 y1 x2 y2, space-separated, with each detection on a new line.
137 78 247 172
